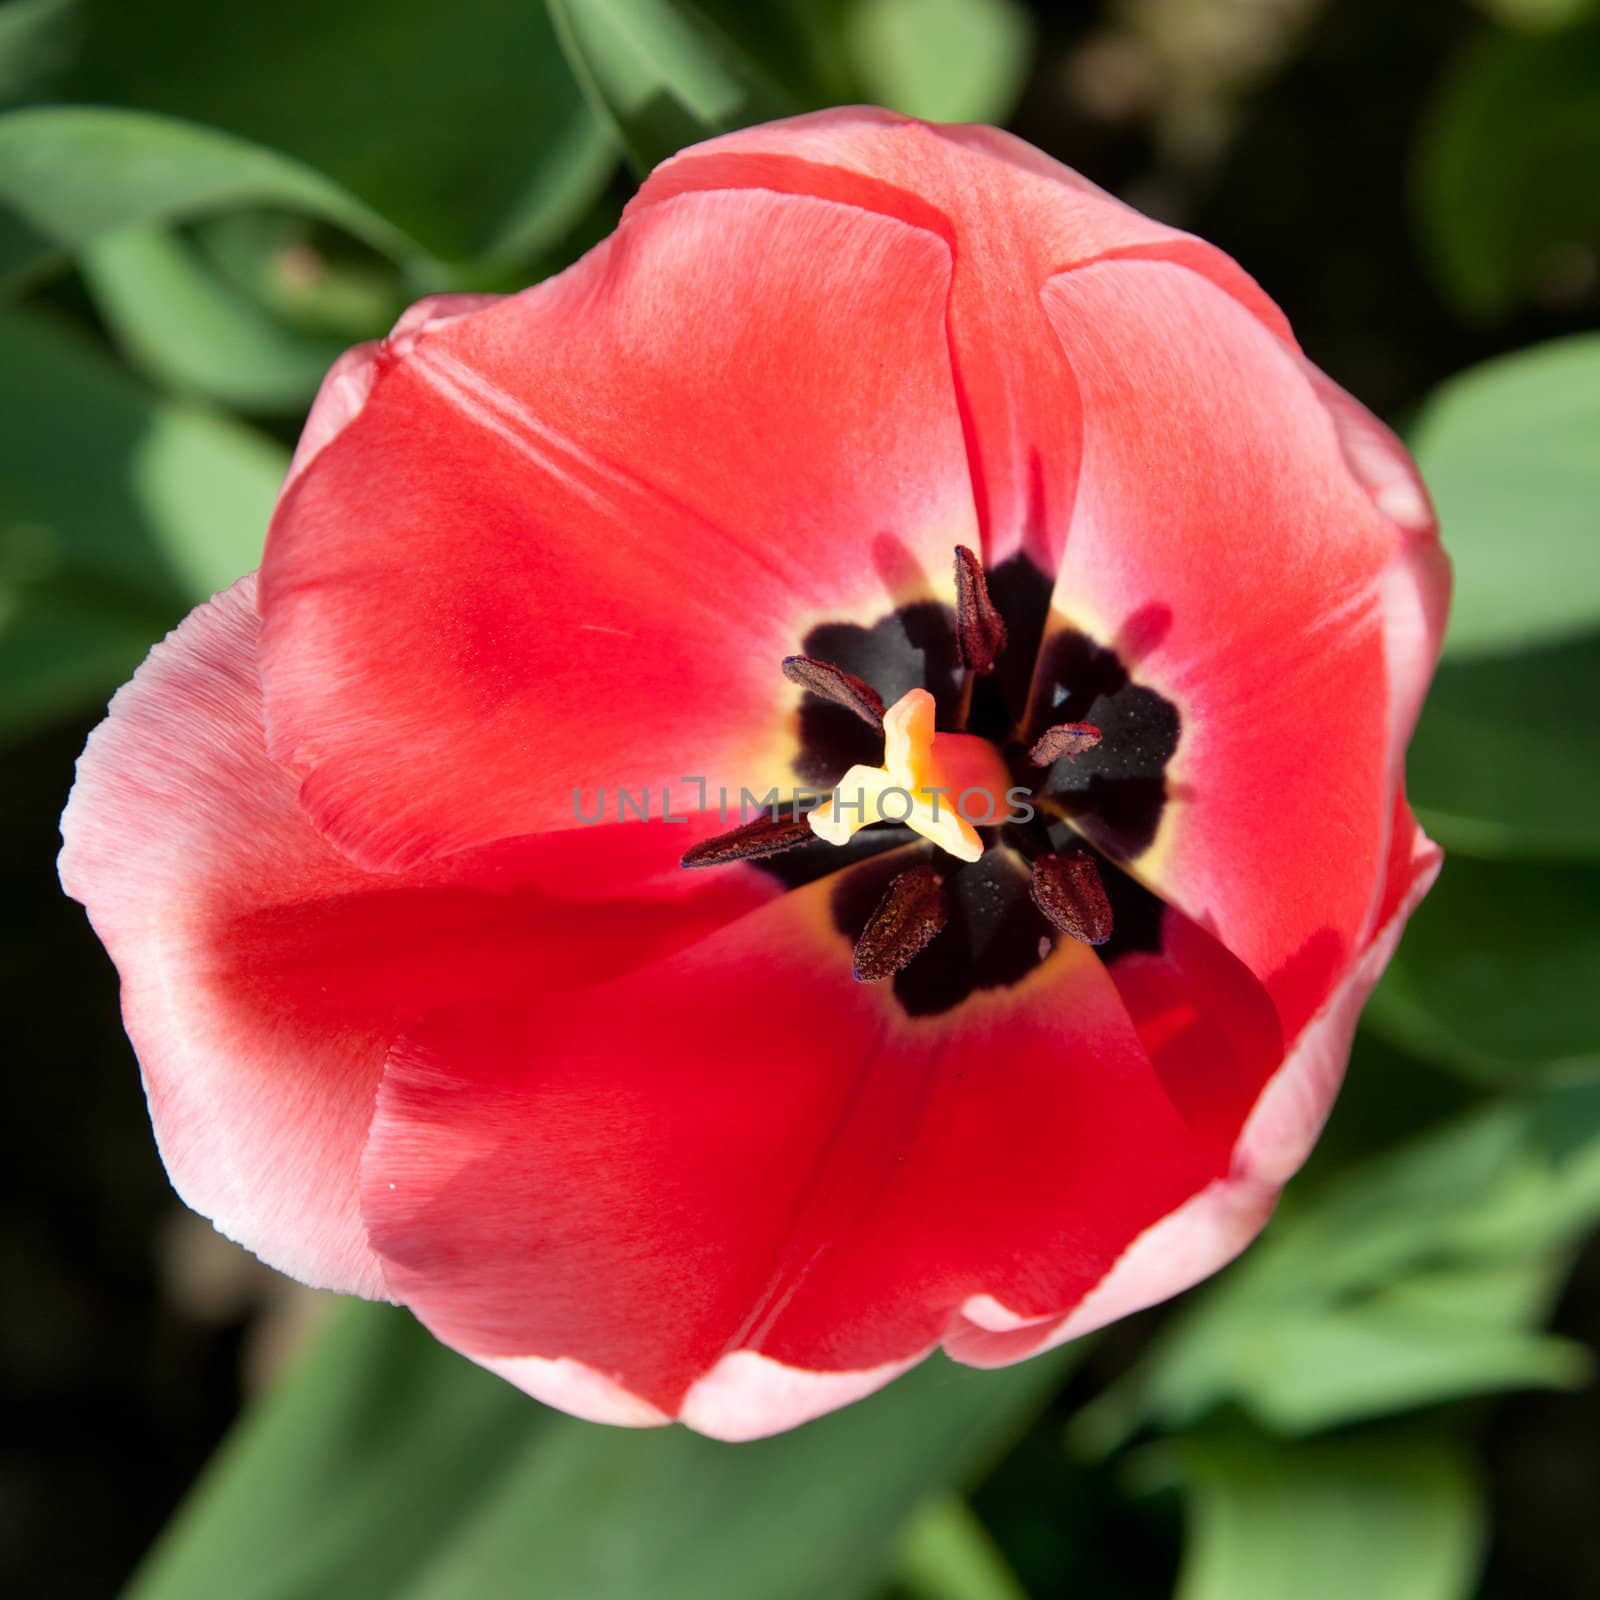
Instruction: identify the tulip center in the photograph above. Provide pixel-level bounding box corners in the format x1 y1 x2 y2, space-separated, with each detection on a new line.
679 545 1181 1008
806 688 1012 864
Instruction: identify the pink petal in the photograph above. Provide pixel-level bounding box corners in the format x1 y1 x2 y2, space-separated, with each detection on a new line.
283 294 501 492
60 577 772 1293
679 1349 930 1443
1238 800 1443 1184
1302 365 1451 788
472 1351 670 1429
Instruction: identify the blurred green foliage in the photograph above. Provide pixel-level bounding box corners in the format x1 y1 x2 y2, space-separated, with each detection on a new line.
22 0 615 265
3 1 1599 1598
1156 1426 1484 1600
1409 335 1600 660
0 308 284 739
126 1302 1079 1600
1417 22 1600 319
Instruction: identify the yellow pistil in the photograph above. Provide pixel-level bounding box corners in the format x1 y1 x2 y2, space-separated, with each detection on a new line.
807 688 1011 864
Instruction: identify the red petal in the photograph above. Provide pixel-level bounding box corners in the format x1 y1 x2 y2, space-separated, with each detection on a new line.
1238 798 1442 1182
60 578 773 1293
1108 906 1285 1166
360 863 1212 1429
1038 259 1447 1038
260 187 979 871
948 803 1441 1369
283 294 501 493
635 107 1293 567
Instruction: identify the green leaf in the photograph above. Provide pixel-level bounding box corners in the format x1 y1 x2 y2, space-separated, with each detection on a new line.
125 1303 543 1600
1080 1260 1587 1446
0 107 422 292
547 0 805 173
0 307 284 739
48 0 614 267
1166 1427 1484 1600
130 1299 1081 1600
191 212 409 341
407 1357 1075 1600
1407 631 1600 860
891 1494 1028 1600
127 397 289 602
81 223 353 415
1365 858 1600 1079
0 0 81 108
1071 1082 1600 1451
844 0 1034 125
1411 334 1600 660
1416 23 1600 319
1172 1283 1586 1437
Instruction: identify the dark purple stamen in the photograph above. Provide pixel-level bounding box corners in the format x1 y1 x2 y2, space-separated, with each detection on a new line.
680 812 816 869
781 655 886 729
853 864 949 982
953 545 1007 675
1029 848 1114 946
1028 721 1103 766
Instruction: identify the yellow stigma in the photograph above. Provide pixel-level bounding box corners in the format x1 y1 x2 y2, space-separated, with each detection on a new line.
807 688 1009 864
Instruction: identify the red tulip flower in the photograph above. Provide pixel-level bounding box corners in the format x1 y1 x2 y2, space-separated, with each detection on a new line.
60 110 1448 1439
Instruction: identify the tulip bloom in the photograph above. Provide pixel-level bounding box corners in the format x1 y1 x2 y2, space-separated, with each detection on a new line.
61 109 1448 1440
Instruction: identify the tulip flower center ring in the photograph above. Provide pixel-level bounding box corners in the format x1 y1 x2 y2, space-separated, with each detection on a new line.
681 547 1181 1008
